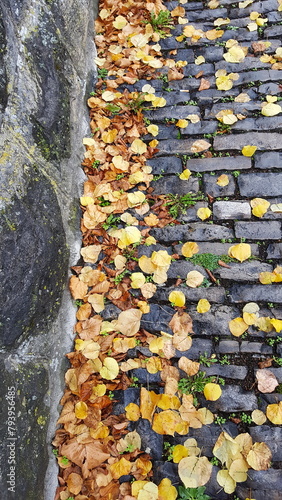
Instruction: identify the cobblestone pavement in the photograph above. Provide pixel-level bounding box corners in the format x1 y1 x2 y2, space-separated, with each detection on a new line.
112 2 282 498
58 1 282 499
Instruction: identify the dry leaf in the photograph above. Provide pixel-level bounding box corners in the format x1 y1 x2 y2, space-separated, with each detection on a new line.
256 369 279 393
178 456 212 488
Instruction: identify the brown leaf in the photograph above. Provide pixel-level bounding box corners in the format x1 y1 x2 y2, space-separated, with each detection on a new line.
198 78 210 91
258 358 273 369
256 369 279 393
67 473 83 495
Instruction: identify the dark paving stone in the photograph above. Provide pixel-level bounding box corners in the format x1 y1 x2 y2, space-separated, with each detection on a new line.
233 116 282 131
183 63 215 77
138 244 173 258
264 25 282 37
203 173 236 197
181 121 218 136
178 202 210 223
203 364 247 380
266 243 282 259
214 261 273 282
214 57 271 73
135 419 163 460
153 285 226 303
144 104 200 120
205 385 257 412
151 175 199 195
258 82 282 94
141 304 174 335
255 151 282 169
235 221 282 240
190 305 240 337
147 156 182 175
240 342 273 355
175 422 238 457
151 223 234 243
173 242 260 256
131 368 161 384
187 156 252 172
214 132 282 151
217 341 240 354
175 338 213 359
156 138 206 155
167 260 208 279
206 101 262 118
238 173 282 197
230 284 282 303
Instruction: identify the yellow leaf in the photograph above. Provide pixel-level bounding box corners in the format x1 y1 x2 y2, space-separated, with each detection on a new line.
270 318 282 332
113 15 127 29
259 271 275 284
169 290 186 307
191 139 211 153
75 339 100 359
250 198 270 218
146 357 162 374
197 207 211 220
101 129 118 143
75 401 88 419
186 270 205 287
152 410 183 436
242 145 257 156
131 272 146 289
151 250 172 268
229 457 248 482
151 97 167 107
157 394 181 410
118 226 141 248
176 119 188 128
255 316 273 332
173 445 189 463
125 403 141 421
80 244 102 263
182 242 199 258
197 407 214 425
88 293 105 313
178 456 212 488
229 317 248 337
141 282 157 299
80 196 94 206
183 438 201 456
158 478 177 500
228 242 251 262
246 442 272 470
203 383 222 401
130 139 147 155
261 102 282 116
178 356 200 376
197 299 211 313
270 203 282 213
266 401 282 424
214 17 231 26
179 169 192 180
137 482 158 500
117 308 142 336
112 155 130 171
110 457 132 479
100 357 119 380
144 213 160 226
128 191 146 207
195 55 205 65
147 124 159 136
101 90 117 102
251 409 267 425
242 312 258 326
217 470 236 494
224 44 246 63
216 174 229 186
149 139 158 148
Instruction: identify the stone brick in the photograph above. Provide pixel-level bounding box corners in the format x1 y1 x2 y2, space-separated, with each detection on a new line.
217 341 240 354
138 244 173 258
175 338 213 360
174 48 194 63
190 305 240 337
167 260 208 279
187 156 252 172
181 121 218 136
266 243 282 259
240 342 273 355
206 385 257 412
238 173 282 197
213 201 251 220
203 173 236 197
141 304 174 335
258 82 282 95
144 104 200 120
153 285 226 303
151 223 234 243
147 156 182 175
151 175 199 195
233 116 282 131
214 261 273 282
214 133 282 151
255 152 282 169
186 7 228 21
204 364 247 380
206 101 262 118
264 25 282 37
230 284 282 303
250 426 282 461
235 221 282 240
173 242 260 256
156 139 208 155
183 63 215 77
175 422 238 458
178 202 209 223
214 57 270 73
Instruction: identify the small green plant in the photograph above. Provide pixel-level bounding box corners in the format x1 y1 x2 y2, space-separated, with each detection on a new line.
61 456 69 466
273 357 282 367
267 302 274 308
105 103 121 114
178 372 224 395
214 415 227 425
232 170 240 178
74 299 83 307
92 160 101 168
219 355 230 366
177 485 211 500
127 93 148 113
66 497 75 500
163 441 175 461
216 122 231 134
98 196 111 207
102 214 121 230
210 456 220 466
130 376 139 388
199 353 218 367
165 192 205 218
52 449 59 457
108 391 114 400
98 68 108 79
266 336 282 346
240 413 252 424
116 173 125 180
114 269 130 284
148 11 174 36
199 277 212 288
187 253 220 271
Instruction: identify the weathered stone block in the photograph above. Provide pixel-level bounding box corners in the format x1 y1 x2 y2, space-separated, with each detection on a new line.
238 173 282 197
230 284 282 303
205 385 257 412
214 261 273 282
151 175 199 195
187 156 252 172
152 223 234 243
214 133 282 151
235 221 282 240
203 174 236 197
255 152 282 169
213 201 251 220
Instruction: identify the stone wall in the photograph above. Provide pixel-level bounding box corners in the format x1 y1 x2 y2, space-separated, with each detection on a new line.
0 0 98 498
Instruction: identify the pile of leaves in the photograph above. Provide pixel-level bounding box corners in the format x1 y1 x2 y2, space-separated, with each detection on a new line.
53 0 282 499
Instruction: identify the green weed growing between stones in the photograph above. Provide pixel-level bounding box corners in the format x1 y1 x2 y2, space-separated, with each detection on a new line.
148 11 174 36
177 485 211 500
165 193 205 218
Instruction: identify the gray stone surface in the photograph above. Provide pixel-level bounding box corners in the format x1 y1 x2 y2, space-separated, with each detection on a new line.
206 386 257 412
167 260 208 279
203 364 247 380
214 261 273 282
187 156 252 172
151 175 199 195
238 173 282 197
230 284 282 303
213 201 251 220
214 133 282 151
0 1 97 498
250 426 282 462
240 342 273 355
190 305 241 337
217 341 240 354
266 243 282 259
147 156 182 174
235 221 282 240
152 223 234 242
154 285 226 303
174 241 260 256
203 173 236 197
255 152 282 169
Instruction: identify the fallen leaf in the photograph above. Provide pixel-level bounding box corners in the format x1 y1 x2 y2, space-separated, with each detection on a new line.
191 140 211 153
203 383 222 401
251 409 267 425
197 299 211 313
158 478 178 500
67 473 83 495
229 317 248 337
217 469 236 494
228 243 251 262
179 357 200 376
169 290 186 307
100 357 119 380
186 270 205 288
256 369 279 393
266 401 282 424
216 174 229 186
182 242 199 258
197 207 212 221
246 442 272 470
178 456 212 488
242 145 257 157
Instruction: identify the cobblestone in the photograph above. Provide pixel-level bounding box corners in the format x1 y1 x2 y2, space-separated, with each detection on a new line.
152 223 234 242
213 201 251 220
238 173 282 197
230 284 282 304
205 386 257 412
187 156 252 172
214 261 273 282
235 221 282 240
214 133 282 151
203 173 236 197
255 152 282 169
